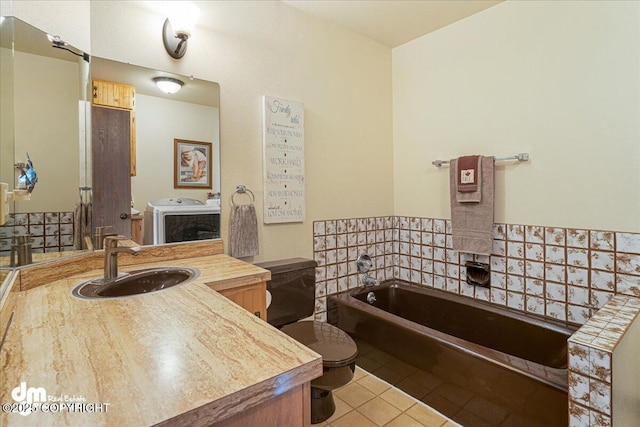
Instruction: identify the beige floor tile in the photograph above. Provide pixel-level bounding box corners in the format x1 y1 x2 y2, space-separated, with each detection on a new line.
357 397 401 426
379 386 417 412
353 366 368 381
334 381 376 408
406 403 449 427
330 410 378 427
322 396 352 425
384 413 427 427
358 373 391 395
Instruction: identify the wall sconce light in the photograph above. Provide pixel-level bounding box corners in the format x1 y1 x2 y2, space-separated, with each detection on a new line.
162 2 200 59
153 77 184 94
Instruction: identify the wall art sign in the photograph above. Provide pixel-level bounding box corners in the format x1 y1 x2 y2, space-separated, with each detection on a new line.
262 95 305 223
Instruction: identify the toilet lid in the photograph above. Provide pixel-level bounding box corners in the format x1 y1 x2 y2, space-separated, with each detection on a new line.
281 321 358 368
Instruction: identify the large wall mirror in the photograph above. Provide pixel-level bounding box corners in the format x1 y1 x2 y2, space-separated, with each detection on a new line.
90 58 221 246
0 16 221 274
0 16 90 268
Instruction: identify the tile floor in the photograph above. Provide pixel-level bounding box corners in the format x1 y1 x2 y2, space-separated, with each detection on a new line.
317 366 459 427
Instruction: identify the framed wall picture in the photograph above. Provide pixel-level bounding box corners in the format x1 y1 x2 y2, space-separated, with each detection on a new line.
174 139 213 189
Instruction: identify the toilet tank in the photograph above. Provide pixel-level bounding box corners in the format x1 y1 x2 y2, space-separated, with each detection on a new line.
255 258 317 328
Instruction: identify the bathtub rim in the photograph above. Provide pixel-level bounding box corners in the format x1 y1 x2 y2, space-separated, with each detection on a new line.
329 279 577 392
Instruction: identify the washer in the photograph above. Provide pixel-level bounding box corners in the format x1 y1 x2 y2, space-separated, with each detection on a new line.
143 198 220 245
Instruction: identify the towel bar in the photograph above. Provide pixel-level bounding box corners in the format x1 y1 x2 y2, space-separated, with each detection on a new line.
432 153 529 168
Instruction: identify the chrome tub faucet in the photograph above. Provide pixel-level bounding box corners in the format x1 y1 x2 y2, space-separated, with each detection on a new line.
357 253 379 287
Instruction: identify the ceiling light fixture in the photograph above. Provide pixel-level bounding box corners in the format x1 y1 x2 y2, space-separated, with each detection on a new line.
162 2 200 59
153 77 184 94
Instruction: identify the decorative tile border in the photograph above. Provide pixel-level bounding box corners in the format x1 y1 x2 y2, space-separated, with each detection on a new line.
0 212 75 257
312 216 640 324
568 295 640 426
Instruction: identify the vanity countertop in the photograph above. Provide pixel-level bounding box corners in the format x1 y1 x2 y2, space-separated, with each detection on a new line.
0 254 323 426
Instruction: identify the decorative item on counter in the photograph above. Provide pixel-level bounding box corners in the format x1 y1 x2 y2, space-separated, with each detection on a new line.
205 192 221 207
10 234 33 267
15 152 38 193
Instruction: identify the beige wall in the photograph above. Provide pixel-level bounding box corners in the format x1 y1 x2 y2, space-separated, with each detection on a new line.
393 0 640 232
133 94 219 209
613 317 640 425
11 0 638 261
87 1 394 261
0 0 91 53
7 1 394 261
13 51 79 212
0 47 14 187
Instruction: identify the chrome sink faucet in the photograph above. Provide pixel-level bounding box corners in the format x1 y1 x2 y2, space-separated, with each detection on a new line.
104 236 140 281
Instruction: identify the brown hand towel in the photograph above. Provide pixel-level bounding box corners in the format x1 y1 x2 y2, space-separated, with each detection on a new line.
457 155 480 193
450 156 494 255
229 204 259 258
456 155 483 203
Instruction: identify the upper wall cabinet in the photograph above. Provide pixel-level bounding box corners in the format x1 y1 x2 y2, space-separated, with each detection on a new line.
92 80 135 110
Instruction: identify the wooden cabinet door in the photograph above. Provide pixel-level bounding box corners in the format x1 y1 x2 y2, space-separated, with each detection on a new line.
130 110 136 176
91 105 132 238
219 282 267 321
92 80 136 177
92 80 135 110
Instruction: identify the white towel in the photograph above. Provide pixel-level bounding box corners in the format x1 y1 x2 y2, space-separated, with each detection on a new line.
229 204 259 258
450 157 495 255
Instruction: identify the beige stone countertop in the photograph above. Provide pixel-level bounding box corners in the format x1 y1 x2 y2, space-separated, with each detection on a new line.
0 254 323 426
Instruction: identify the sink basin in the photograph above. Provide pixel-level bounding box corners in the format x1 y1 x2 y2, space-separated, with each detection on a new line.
72 267 199 299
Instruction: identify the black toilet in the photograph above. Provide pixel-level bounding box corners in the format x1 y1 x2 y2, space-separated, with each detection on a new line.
256 258 358 424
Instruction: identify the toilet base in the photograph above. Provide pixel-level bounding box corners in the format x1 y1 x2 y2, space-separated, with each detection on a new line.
310 387 335 424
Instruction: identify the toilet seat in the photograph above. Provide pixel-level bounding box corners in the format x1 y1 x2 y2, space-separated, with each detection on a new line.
281 321 358 368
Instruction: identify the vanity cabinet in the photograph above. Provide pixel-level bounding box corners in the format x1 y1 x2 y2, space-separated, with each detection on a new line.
92 80 137 176
216 383 311 427
130 214 143 245
218 282 267 320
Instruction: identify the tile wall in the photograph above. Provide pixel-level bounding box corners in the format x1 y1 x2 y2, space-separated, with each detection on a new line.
312 216 640 324
313 217 396 321
567 295 640 426
0 212 76 257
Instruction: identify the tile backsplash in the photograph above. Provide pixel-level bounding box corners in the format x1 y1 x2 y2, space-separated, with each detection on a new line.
0 212 76 256
313 216 640 324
